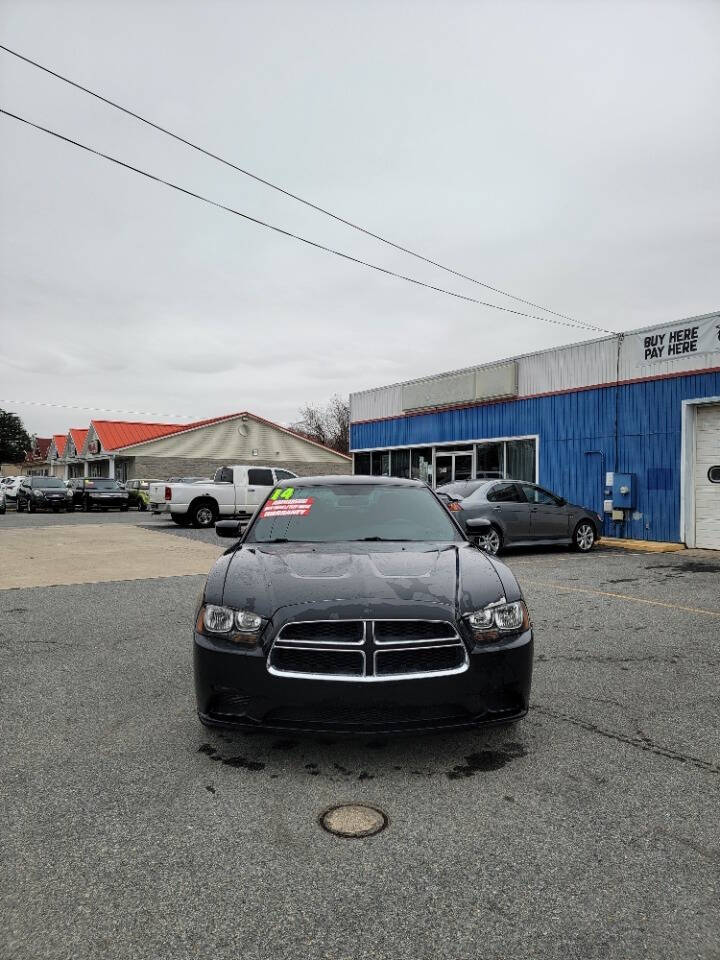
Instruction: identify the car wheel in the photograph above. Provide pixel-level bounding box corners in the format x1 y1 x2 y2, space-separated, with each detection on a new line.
137 499 147 512
192 501 217 528
476 525 502 556
16 499 24 512
28 500 36 513
573 520 596 552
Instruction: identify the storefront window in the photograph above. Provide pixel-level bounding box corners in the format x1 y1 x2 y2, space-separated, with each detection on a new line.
506 439 535 482
354 452 371 475
476 442 504 476
371 450 390 476
411 448 433 484
391 449 410 479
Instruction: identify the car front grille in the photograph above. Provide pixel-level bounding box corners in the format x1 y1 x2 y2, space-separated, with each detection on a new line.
268 619 468 682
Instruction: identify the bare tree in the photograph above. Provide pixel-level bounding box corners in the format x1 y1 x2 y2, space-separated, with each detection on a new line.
296 395 350 454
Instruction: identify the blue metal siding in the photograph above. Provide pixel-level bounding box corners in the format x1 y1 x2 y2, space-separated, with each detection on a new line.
351 370 720 542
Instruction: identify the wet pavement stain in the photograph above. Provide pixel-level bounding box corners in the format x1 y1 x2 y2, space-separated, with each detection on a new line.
646 561 720 575
447 743 526 779
198 743 265 771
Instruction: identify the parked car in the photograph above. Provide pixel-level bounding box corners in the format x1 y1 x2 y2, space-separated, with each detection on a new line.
3 476 23 502
124 478 162 511
67 477 130 512
16 475 74 512
150 465 299 528
195 475 533 732
0 488 6 514
437 479 602 555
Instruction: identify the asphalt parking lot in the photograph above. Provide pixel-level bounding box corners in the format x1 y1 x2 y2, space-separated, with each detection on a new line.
1 510 718 960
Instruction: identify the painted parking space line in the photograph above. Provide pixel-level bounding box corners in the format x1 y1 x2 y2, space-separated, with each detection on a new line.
523 579 720 619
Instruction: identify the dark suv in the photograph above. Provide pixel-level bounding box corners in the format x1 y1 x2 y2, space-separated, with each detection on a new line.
68 477 130 512
16 476 74 513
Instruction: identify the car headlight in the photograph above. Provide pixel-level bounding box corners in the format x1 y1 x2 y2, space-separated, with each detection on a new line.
65 490 73 497
197 604 263 645
33 490 45 498
465 600 530 642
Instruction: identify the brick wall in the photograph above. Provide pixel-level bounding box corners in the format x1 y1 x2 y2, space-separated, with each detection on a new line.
126 456 351 481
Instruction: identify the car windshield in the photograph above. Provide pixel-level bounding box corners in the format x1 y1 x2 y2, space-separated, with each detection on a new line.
246 483 463 543
31 476 65 488
84 479 121 490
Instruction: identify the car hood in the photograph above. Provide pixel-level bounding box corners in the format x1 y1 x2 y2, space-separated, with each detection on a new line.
209 541 512 623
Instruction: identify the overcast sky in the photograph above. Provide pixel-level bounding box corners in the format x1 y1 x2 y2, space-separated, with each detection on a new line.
1 0 718 438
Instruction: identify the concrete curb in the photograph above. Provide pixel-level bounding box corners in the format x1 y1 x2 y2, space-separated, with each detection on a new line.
598 537 686 553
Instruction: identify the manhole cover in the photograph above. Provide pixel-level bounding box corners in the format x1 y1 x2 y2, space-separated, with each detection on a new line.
321 803 388 838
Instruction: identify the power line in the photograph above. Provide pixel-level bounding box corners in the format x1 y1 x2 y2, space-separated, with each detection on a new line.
0 397 193 420
0 107 609 334
0 41 604 333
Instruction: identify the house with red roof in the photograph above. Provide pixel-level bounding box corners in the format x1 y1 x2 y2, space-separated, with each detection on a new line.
22 436 53 476
61 412 350 482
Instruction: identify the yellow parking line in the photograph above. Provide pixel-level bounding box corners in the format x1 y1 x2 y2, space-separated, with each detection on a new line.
523 580 720 619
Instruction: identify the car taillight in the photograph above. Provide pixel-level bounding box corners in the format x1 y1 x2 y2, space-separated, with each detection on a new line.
165 486 172 500
447 501 463 512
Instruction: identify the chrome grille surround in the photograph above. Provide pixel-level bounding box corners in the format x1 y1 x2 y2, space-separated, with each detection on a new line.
267 619 468 682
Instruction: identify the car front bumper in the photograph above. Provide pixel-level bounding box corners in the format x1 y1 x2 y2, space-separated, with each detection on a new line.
86 496 128 508
194 629 533 734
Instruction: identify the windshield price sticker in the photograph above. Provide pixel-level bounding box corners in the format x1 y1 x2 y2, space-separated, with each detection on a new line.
260 497 314 518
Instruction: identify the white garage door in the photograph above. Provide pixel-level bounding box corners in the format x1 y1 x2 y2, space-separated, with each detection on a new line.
694 404 720 550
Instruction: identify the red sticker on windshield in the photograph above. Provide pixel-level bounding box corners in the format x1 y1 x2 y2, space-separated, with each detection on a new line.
260 497 314 519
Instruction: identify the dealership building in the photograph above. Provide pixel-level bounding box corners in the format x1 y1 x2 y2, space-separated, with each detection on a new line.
350 311 720 549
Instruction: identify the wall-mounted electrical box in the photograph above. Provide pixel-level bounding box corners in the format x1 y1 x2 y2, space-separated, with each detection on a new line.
604 472 636 512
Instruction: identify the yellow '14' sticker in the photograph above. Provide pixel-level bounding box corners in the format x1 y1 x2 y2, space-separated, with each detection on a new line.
269 487 295 500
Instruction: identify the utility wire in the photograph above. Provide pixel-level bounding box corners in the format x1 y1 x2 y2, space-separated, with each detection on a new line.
0 107 608 334
0 41 608 333
0 397 193 419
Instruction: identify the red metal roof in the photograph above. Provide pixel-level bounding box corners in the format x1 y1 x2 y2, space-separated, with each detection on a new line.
53 434 67 456
25 437 53 462
90 420 189 451
69 428 88 454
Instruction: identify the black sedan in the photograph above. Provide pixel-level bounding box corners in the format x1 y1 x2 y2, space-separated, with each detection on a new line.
68 477 130 511
437 479 602 555
16 476 74 512
193 476 533 734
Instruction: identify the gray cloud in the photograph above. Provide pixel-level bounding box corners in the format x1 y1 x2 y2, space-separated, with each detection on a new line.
1 0 719 436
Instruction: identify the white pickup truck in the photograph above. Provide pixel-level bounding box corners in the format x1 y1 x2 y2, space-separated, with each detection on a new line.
149 465 299 528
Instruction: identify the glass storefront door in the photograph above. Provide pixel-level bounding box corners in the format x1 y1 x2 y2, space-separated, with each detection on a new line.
436 452 473 485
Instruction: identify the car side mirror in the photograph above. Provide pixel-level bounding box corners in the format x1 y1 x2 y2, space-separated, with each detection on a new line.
215 520 246 538
465 517 492 532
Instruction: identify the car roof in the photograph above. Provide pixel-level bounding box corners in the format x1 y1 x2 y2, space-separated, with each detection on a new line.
275 474 426 488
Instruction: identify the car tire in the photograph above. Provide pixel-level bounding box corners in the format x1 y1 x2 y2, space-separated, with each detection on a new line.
16 499 24 512
191 500 218 529
28 500 36 513
475 524 502 556
572 520 596 552
137 500 147 512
